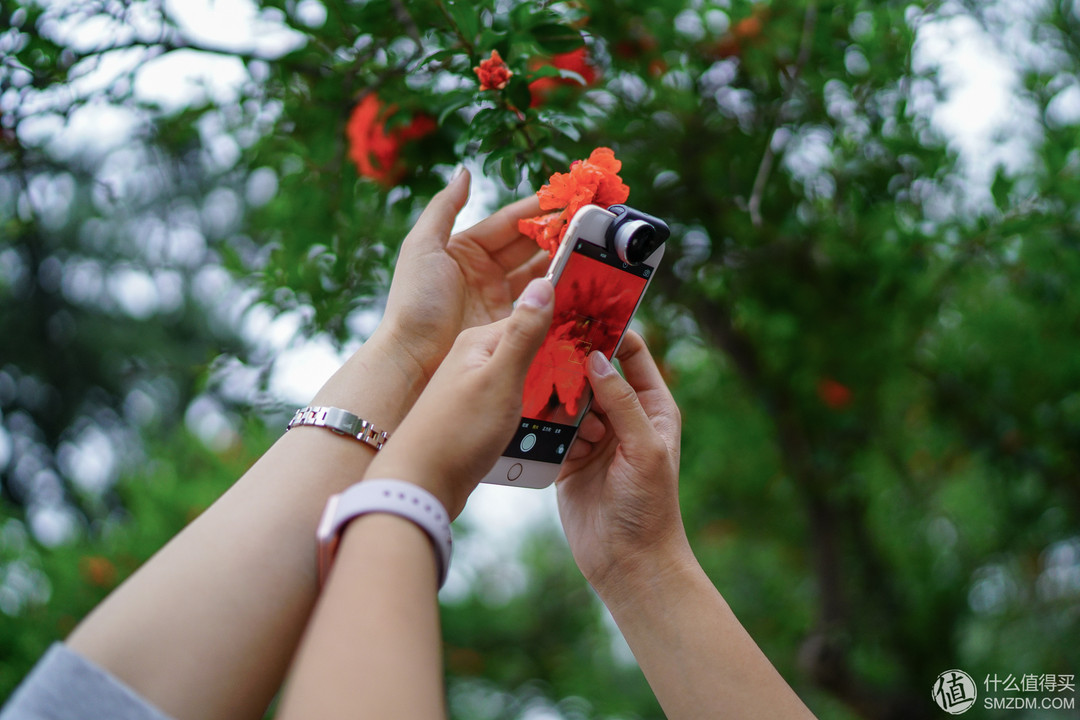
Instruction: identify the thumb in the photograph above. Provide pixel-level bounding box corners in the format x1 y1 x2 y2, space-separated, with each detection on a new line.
586 350 655 444
491 278 554 379
403 167 471 252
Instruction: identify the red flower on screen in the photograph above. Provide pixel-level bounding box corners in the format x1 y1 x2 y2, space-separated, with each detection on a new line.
346 95 436 184
528 47 598 107
474 50 513 91
518 147 630 257
521 256 643 422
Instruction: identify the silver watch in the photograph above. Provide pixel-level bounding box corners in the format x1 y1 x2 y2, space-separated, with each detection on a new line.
286 406 389 451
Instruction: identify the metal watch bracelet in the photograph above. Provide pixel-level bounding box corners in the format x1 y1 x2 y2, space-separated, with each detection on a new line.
286 406 389 451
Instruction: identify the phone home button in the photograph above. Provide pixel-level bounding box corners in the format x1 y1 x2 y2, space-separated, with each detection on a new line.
507 463 523 482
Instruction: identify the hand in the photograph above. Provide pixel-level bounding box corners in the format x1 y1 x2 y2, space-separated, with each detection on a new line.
376 169 549 382
364 279 554 518
556 332 692 600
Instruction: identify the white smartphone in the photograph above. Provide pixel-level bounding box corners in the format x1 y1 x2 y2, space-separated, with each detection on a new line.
482 203 668 489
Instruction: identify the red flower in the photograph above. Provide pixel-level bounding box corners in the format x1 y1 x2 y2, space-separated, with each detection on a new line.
528 47 598 107
346 94 437 184
474 49 513 91
518 211 563 257
817 378 853 410
521 256 644 421
518 147 630 257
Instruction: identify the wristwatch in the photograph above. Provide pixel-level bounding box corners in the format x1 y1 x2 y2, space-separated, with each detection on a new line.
287 406 389 451
316 479 453 588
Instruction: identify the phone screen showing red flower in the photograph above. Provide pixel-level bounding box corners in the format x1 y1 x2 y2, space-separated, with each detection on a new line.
503 239 650 464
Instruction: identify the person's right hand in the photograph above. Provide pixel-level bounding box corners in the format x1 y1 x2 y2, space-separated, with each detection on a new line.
555 332 692 602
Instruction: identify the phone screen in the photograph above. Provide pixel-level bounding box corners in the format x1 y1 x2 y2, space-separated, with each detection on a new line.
503 239 652 464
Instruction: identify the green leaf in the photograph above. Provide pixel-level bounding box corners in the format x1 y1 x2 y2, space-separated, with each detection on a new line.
498 153 524 187
447 0 480 44
438 96 473 125
991 167 1013 212
555 68 586 86
508 75 532 113
545 117 580 142
468 107 507 135
421 47 464 67
482 146 512 177
530 23 585 55
510 2 534 31
527 65 565 80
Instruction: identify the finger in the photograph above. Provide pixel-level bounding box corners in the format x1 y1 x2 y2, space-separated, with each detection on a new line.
614 331 679 433
452 194 542 255
585 350 656 446
566 437 593 461
401 168 471 253
577 411 606 444
490 278 554 379
491 234 548 273
506 250 552 297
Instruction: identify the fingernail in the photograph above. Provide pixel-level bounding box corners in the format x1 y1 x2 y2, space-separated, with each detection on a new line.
589 351 614 376
517 278 553 309
450 163 467 183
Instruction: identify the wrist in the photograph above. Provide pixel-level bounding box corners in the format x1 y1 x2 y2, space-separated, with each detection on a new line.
362 458 459 521
590 535 700 616
320 480 452 588
373 317 445 388
308 329 429 433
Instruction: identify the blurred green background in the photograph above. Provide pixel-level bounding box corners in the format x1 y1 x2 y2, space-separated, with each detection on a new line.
2 0 1078 718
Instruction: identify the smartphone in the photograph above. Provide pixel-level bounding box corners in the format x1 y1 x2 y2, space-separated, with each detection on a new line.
482 203 668 489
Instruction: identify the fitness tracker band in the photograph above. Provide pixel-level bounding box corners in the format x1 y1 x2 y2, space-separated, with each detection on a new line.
316 479 452 588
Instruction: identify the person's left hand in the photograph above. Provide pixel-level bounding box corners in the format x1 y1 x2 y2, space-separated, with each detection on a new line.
376 169 548 383
364 278 554 518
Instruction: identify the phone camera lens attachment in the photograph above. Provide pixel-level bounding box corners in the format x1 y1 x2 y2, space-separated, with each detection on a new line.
613 220 655 264
605 205 670 265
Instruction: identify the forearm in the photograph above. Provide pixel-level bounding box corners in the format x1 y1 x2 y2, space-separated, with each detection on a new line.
600 551 816 720
66 330 427 720
277 513 445 720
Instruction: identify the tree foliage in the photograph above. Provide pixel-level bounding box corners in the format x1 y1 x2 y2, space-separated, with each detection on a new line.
2 0 1079 718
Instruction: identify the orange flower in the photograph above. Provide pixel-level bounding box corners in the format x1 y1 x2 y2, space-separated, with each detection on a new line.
518 211 563 257
346 94 436 185
528 48 598 107
474 49 513 91
733 15 763 39
518 147 630 257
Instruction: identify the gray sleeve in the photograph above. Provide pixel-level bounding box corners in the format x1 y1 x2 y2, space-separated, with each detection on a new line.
0 643 174 720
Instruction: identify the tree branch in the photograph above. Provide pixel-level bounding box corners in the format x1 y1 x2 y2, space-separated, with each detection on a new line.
747 1 818 228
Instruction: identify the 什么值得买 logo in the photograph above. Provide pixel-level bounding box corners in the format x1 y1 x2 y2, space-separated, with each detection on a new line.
933 669 978 714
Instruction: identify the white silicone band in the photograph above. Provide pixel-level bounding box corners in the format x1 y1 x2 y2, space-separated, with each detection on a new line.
316 480 452 588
